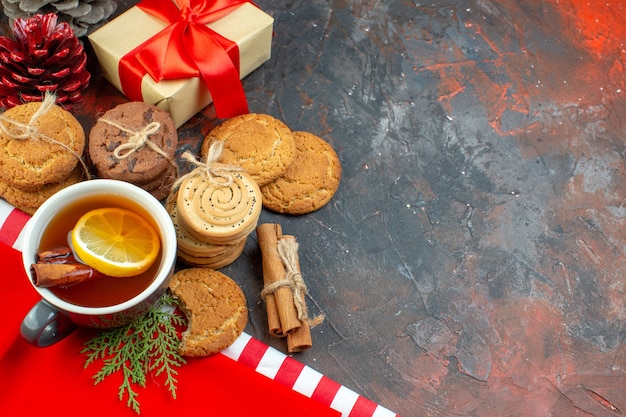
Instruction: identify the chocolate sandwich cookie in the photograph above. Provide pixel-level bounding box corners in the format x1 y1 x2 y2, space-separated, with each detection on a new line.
261 131 342 215
169 267 248 356
200 113 296 186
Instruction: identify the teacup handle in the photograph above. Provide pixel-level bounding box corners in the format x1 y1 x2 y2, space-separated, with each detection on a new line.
21 300 77 347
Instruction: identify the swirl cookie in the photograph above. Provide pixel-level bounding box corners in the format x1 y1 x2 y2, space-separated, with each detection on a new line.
176 172 262 245
0 101 85 191
200 113 296 186
169 267 248 357
261 131 341 214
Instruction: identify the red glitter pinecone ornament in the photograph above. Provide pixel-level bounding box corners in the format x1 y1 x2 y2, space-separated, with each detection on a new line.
0 13 90 109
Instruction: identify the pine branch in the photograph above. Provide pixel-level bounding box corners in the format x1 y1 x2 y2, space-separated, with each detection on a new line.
81 292 187 414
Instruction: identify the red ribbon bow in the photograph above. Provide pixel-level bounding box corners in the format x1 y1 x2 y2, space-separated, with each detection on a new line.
119 0 251 119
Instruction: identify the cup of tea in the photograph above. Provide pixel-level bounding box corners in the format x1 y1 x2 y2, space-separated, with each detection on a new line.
20 179 177 347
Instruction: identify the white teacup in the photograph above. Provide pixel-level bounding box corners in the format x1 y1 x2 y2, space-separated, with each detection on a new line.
20 179 177 347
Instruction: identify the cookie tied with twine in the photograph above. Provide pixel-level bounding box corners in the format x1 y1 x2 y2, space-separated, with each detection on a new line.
0 93 88 214
257 223 324 353
88 101 178 201
167 141 262 268
166 198 248 270
0 92 88 189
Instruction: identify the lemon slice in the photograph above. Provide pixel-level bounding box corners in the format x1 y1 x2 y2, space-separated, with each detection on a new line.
70 207 160 278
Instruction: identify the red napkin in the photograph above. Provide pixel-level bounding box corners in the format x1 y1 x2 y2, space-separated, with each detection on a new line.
0 244 340 417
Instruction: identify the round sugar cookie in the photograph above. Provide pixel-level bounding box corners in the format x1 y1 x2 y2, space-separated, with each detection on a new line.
261 131 341 214
169 268 248 356
176 172 262 245
176 239 246 269
0 101 85 190
167 198 246 267
0 165 84 215
200 113 295 186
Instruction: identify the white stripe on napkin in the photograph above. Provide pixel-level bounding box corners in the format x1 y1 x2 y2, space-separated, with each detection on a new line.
0 199 29 251
222 333 400 417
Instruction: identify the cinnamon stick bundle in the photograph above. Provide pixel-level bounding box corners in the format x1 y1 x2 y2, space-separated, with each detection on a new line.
31 246 103 288
257 224 301 337
257 223 323 353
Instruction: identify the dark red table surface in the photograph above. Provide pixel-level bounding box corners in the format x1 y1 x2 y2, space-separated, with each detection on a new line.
4 1 626 416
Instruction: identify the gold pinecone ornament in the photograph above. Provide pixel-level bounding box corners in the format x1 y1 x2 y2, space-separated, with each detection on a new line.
0 13 90 109
1 0 117 37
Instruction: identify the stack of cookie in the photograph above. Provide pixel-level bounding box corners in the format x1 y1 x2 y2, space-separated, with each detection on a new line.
168 155 262 268
201 113 342 215
0 99 86 214
88 101 178 201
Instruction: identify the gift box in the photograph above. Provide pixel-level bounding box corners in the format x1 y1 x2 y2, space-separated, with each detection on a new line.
88 0 274 127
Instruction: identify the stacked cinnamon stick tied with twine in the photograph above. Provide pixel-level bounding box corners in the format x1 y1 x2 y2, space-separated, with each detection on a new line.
257 223 324 353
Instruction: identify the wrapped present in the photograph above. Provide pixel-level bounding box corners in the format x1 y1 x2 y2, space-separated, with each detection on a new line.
88 0 274 127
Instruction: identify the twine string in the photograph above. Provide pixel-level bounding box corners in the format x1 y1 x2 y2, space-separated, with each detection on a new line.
0 93 91 179
278 238 308 321
261 238 325 327
183 141 243 186
165 141 243 207
98 118 178 172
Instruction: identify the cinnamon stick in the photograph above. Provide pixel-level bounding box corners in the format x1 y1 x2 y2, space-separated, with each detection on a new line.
31 262 100 287
256 223 301 337
36 246 76 263
257 225 282 335
31 246 104 287
280 235 313 353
